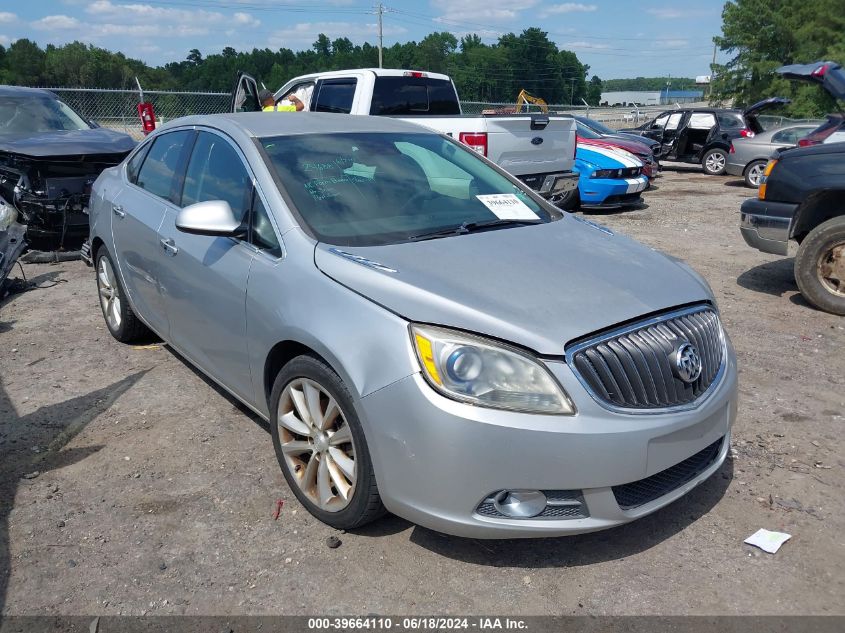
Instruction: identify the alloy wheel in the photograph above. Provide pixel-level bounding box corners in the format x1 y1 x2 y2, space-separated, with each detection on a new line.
705 152 726 173
277 378 357 512
97 256 122 331
817 241 845 297
746 163 765 186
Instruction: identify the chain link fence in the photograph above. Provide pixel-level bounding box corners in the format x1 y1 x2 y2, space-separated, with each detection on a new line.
46 87 230 139
41 88 825 138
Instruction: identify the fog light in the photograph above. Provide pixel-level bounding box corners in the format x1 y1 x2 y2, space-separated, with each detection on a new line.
493 490 547 518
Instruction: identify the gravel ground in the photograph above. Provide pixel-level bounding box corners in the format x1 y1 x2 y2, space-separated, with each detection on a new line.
1 167 843 616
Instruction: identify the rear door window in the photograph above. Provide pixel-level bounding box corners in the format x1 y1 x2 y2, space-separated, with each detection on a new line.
370 77 461 115
688 112 716 129
313 79 357 114
135 130 193 203
180 131 252 223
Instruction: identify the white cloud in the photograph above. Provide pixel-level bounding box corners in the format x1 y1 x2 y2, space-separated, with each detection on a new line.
645 6 713 19
432 0 540 24
85 1 259 28
233 12 260 28
0 34 9 46
31 15 82 31
562 41 611 50
268 21 406 49
654 39 689 49
540 3 597 17
0 12 16 24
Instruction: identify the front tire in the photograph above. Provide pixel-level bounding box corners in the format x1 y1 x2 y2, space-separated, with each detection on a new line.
269 355 384 530
95 249 151 342
702 148 728 175
553 189 580 211
795 216 845 315
743 160 767 188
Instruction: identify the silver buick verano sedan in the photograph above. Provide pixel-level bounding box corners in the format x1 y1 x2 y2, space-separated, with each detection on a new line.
89 113 737 538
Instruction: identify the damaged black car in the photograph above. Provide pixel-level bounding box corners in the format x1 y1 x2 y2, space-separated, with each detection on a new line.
0 86 136 263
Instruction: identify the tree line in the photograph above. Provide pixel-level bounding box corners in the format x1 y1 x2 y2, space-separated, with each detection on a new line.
0 29 605 106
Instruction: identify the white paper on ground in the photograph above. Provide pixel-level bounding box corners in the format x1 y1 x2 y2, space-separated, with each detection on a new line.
744 528 792 554
476 194 539 221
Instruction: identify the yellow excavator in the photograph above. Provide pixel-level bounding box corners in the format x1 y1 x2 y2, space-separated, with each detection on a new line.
515 89 548 113
482 90 549 115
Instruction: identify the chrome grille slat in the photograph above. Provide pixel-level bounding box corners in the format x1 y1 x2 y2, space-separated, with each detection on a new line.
567 305 724 411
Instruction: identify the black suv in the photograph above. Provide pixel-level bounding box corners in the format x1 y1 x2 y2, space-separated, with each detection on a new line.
623 99 788 175
740 62 845 315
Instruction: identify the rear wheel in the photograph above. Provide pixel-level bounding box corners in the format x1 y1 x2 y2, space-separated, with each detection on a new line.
269 355 385 529
744 160 767 188
794 216 845 315
702 148 728 175
95 249 151 342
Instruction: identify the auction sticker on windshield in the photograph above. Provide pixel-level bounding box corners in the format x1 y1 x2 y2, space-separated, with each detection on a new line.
475 194 539 221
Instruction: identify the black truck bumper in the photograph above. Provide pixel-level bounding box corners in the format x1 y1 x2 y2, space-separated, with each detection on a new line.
740 198 797 256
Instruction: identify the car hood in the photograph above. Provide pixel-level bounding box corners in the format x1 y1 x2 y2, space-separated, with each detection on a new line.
314 217 712 354
580 136 653 158
0 127 136 157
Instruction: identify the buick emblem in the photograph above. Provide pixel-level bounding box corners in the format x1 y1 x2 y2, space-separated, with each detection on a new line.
673 342 702 384
531 136 544 145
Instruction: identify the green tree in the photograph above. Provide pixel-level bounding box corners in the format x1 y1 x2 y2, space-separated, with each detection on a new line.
713 0 845 116
586 75 602 106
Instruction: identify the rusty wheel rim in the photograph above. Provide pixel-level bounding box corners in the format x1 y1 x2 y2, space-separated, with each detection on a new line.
277 378 356 512
817 241 845 297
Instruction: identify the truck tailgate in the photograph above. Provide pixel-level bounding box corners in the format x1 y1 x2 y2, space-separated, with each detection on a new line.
485 116 575 176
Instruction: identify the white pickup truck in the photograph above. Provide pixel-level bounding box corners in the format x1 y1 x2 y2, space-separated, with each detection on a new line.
231 69 578 199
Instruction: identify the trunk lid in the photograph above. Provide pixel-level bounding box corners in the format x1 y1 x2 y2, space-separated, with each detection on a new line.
777 61 845 101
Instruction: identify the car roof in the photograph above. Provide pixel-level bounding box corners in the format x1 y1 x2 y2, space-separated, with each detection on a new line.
0 85 57 98
159 112 438 138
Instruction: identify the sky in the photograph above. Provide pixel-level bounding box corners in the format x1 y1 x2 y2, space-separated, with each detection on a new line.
0 0 730 79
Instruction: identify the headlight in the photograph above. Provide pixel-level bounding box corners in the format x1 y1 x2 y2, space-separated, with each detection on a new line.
410 324 575 415
592 168 621 179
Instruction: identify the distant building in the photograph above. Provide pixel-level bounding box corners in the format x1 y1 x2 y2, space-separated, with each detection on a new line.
600 90 704 106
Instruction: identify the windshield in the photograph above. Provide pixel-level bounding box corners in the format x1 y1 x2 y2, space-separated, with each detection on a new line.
575 122 602 139
261 132 558 246
579 117 616 135
0 95 91 134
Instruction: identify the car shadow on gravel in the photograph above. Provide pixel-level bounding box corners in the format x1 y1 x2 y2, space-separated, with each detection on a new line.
0 371 147 614
404 458 733 567
736 258 797 297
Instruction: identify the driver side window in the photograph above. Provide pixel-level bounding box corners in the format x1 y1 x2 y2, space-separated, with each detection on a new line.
652 114 670 129
181 131 251 224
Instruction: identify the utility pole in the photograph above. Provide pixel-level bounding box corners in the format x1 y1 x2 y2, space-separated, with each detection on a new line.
709 42 717 100
376 3 384 69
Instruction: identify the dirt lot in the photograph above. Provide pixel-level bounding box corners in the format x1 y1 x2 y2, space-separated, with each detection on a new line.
1 167 843 616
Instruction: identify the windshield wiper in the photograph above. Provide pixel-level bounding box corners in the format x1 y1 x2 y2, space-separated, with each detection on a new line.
408 218 542 242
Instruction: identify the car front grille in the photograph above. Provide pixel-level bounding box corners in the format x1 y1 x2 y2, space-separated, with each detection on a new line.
612 436 724 510
566 305 724 411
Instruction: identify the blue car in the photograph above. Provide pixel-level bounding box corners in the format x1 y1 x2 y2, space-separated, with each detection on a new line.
570 143 648 209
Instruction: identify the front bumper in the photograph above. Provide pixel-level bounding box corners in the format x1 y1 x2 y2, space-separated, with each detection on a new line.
359 343 738 538
580 175 649 208
740 197 796 256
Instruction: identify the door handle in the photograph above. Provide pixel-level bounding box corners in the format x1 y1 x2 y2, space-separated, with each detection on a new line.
159 238 178 256
112 205 125 218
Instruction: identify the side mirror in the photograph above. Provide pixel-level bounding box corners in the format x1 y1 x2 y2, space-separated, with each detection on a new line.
175 200 246 237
